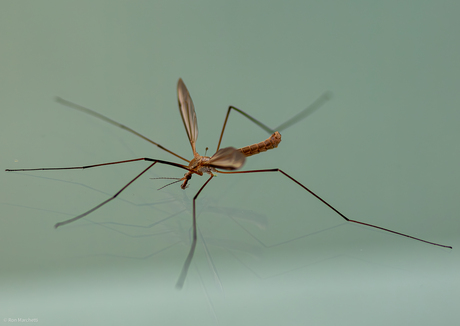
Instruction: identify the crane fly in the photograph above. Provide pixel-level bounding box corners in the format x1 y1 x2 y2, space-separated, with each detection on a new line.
6 78 452 288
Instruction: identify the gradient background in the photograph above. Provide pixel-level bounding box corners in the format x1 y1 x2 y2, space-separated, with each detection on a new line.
1 1 459 325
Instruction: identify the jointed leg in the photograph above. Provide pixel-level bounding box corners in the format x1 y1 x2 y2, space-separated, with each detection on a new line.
216 92 331 151
7 158 193 228
217 168 452 249
7 158 152 172
55 162 158 228
55 97 189 163
6 158 190 172
176 175 214 289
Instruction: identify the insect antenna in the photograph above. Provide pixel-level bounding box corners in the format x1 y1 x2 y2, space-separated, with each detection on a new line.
151 177 183 190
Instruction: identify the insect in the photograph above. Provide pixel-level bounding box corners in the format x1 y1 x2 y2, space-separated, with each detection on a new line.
6 78 452 288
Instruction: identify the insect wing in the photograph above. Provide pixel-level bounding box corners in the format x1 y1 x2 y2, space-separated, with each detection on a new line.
177 78 199 152
208 147 246 170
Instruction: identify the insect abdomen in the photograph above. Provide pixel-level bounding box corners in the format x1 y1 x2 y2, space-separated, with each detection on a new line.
238 131 281 157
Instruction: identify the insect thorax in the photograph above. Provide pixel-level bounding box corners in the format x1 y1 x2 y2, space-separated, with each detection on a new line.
187 155 216 175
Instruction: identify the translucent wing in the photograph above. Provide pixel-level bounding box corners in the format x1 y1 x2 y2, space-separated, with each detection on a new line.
207 147 246 170
177 78 198 154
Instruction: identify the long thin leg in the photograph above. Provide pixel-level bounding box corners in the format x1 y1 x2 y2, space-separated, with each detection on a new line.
6 158 190 172
55 97 190 163
273 92 332 131
176 175 214 289
216 92 332 151
217 168 452 249
55 162 158 228
7 159 195 228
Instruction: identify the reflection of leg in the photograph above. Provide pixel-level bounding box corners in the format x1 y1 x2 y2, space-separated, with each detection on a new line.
217 168 452 249
54 162 158 228
176 175 214 289
7 158 193 228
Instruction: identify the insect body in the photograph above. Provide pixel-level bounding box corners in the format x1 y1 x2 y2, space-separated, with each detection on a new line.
6 78 452 288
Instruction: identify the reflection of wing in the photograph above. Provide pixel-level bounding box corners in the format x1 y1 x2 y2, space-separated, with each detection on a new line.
207 147 246 170
177 78 198 154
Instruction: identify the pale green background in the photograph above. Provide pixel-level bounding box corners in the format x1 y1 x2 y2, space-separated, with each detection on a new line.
1 1 459 325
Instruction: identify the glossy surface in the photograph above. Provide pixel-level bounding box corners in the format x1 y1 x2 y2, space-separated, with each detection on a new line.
1 1 459 325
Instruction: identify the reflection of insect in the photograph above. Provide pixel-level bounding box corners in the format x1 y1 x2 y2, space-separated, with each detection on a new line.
7 78 452 288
